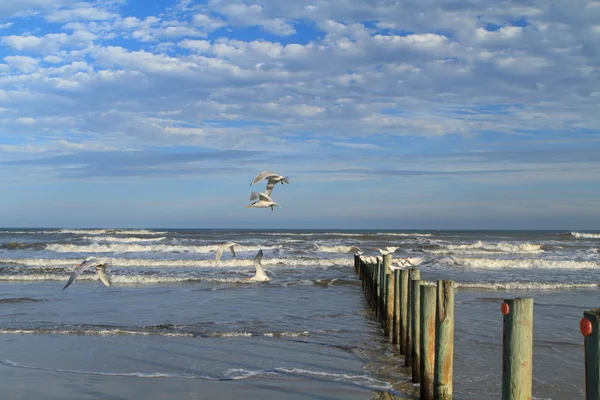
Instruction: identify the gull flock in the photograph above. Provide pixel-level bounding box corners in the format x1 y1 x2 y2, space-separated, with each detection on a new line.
61 169 425 290
62 170 290 289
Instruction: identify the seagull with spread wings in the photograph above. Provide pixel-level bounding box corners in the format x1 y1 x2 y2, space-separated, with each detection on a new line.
245 249 275 282
62 257 112 290
215 242 237 264
250 171 289 196
246 192 280 211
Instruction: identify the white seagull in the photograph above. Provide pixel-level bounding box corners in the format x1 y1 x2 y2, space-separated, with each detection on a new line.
247 192 280 211
396 257 424 267
245 249 275 282
250 170 289 197
215 242 237 264
377 247 398 255
62 257 112 290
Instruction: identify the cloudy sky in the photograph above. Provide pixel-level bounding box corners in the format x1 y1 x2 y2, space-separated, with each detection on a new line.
0 0 599 229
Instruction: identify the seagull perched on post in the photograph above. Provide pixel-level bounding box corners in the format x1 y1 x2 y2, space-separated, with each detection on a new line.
215 242 237 264
377 247 398 255
250 170 289 197
247 192 280 211
62 257 112 290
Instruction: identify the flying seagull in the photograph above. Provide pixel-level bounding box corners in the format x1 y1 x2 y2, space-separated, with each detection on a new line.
250 171 289 198
215 242 237 264
62 257 112 290
247 192 280 211
245 249 275 282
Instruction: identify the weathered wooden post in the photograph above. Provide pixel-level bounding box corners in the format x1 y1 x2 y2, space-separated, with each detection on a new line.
384 254 394 340
380 257 386 326
581 308 600 400
501 298 533 400
375 259 381 318
434 280 454 400
421 285 436 400
399 269 409 354
354 254 359 274
393 269 401 346
411 279 423 382
405 268 420 367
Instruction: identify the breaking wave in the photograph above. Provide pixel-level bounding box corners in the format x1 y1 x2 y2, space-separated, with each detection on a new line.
0 257 350 268
442 257 600 270
425 241 544 255
82 236 167 243
571 232 600 239
45 243 281 254
456 282 600 290
59 229 166 235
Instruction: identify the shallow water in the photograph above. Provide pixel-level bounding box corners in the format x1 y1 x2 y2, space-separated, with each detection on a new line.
0 228 598 398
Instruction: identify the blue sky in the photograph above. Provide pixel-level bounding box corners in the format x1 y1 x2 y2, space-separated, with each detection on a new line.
0 0 599 229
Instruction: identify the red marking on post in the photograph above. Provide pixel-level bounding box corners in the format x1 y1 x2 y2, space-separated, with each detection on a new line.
581 317 593 337
501 302 509 316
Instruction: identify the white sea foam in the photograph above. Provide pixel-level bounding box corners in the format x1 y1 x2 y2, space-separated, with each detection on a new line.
314 245 361 253
82 236 167 243
45 243 281 254
59 229 166 235
456 282 600 290
426 241 544 255
571 232 600 239
444 257 600 270
274 368 392 391
0 257 350 268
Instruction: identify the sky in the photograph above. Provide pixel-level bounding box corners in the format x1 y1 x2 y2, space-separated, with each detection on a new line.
0 0 599 230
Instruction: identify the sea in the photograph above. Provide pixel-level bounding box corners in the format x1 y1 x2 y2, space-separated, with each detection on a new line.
0 228 599 399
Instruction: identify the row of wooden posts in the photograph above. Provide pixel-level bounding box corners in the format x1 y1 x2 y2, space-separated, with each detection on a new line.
354 253 454 400
355 254 600 400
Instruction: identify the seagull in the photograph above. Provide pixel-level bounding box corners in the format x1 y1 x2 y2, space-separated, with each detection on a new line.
245 249 275 282
250 170 289 197
62 257 112 291
215 242 237 264
247 192 280 211
396 257 424 267
377 247 398 255
349 246 363 254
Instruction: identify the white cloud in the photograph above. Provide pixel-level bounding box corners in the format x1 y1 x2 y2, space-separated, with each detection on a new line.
4 55 39 72
45 4 116 23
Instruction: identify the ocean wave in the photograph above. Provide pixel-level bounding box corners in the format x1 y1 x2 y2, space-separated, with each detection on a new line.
59 229 166 235
0 242 46 250
456 282 600 290
424 241 544 255
443 257 600 270
571 232 600 239
0 328 310 338
314 245 362 253
82 236 167 243
0 257 350 268
0 360 392 391
45 243 282 254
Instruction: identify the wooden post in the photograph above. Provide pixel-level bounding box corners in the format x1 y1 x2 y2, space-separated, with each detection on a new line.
405 268 421 366
354 254 359 274
501 298 533 400
399 269 409 354
421 285 436 400
411 279 423 382
380 257 386 325
393 269 401 346
375 259 381 318
582 308 600 400
434 280 455 400
384 254 394 339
